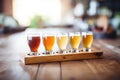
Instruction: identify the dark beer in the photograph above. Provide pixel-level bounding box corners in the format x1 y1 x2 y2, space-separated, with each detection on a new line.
28 36 40 52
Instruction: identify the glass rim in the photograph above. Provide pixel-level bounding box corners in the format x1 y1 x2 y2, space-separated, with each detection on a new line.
82 31 93 35
42 33 55 37
57 32 68 37
69 32 81 36
69 32 80 33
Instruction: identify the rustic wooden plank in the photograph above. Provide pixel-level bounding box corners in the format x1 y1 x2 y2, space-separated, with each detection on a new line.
61 59 119 80
61 40 120 80
25 50 103 64
84 59 120 80
61 43 101 80
0 60 38 80
103 39 120 48
1 28 120 80
61 61 100 80
0 49 39 80
96 40 120 54
93 40 120 62
84 40 120 80
0 33 39 80
37 62 60 80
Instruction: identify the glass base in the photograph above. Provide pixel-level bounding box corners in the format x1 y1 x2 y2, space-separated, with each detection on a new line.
83 48 91 52
70 49 79 53
28 52 38 56
59 50 67 54
45 50 53 54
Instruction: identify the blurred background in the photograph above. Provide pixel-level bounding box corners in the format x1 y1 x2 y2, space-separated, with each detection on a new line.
0 0 120 39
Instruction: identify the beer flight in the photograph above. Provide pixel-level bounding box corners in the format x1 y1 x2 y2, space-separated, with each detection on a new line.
27 32 93 55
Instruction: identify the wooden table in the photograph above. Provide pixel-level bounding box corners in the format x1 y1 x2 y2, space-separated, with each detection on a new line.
0 28 120 80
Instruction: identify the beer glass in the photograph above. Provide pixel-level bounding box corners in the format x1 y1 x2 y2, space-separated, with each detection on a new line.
43 33 55 54
69 32 81 53
57 33 68 53
27 34 40 55
82 31 93 52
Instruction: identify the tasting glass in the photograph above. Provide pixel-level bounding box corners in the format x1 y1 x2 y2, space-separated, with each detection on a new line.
69 32 81 53
43 33 55 54
57 33 68 53
27 34 40 55
82 31 93 52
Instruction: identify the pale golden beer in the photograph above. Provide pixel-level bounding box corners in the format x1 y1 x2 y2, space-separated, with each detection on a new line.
82 32 93 50
69 32 81 52
57 33 68 51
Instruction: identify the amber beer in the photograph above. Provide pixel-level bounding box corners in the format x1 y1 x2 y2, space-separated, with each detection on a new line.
43 34 55 51
82 32 93 49
57 33 68 52
27 35 40 52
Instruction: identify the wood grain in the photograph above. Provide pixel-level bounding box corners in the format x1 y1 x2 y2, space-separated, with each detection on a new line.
0 32 39 80
0 61 38 80
84 59 120 80
37 62 60 80
61 61 100 80
60 40 120 80
93 40 120 62
25 50 103 64
0 28 120 80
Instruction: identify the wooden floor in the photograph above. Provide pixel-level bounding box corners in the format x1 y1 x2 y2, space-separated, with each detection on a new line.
0 28 120 80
